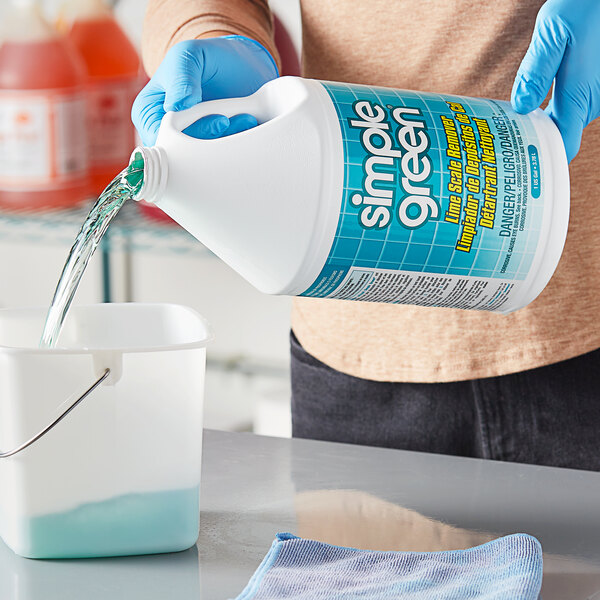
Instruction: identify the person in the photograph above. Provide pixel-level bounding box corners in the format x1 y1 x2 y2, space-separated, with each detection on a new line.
133 0 600 471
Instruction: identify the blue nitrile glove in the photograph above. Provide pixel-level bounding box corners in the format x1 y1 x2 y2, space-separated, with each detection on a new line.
511 0 600 162
132 36 279 147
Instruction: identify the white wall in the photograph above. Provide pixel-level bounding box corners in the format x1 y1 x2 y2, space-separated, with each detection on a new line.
0 221 103 310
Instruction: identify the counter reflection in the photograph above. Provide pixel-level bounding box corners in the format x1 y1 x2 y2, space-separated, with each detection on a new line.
294 488 600 600
0 537 200 600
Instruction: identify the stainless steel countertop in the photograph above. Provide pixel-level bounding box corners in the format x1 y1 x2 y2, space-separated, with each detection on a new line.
1 429 599 600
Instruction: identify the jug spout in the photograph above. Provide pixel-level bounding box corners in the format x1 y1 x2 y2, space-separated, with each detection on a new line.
130 146 167 205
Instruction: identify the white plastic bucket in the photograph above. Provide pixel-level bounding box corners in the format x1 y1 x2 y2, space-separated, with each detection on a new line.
0 303 211 559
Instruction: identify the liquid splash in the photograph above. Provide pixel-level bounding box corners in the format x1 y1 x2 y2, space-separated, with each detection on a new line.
40 154 144 349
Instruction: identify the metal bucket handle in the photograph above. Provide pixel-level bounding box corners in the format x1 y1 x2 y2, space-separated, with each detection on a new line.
0 369 110 459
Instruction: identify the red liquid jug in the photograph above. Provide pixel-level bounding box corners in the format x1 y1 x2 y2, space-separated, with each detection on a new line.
60 0 140 196
0 0 88 211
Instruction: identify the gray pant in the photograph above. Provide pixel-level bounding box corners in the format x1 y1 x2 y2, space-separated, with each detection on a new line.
290 331 600 471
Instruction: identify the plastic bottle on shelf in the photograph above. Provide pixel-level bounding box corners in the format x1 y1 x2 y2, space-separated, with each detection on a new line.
58 0 141 196
0 0 89 212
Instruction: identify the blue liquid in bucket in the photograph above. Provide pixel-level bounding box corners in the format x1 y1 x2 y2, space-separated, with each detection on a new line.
15 487 199 559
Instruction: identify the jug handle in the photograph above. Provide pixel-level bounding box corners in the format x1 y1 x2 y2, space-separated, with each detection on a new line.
166 90 271 134
0 369 110 459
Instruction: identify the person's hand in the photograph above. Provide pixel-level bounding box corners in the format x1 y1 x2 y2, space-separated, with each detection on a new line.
132 36 279 147
511 0 600 162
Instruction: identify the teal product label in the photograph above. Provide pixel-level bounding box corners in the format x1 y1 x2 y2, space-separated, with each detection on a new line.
300 81 545 311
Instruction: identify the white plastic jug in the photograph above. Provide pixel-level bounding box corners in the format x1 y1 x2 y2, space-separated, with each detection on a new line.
0 303 211 559
133 76 570 314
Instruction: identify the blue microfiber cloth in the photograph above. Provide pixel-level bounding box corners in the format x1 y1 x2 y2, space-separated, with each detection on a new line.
234 532 542 600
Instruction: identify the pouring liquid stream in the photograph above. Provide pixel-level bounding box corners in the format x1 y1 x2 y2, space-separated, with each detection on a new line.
40 154 144 349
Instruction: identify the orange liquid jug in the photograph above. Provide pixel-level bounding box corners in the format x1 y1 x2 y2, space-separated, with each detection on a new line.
0 0 88 211
60 0 140 196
